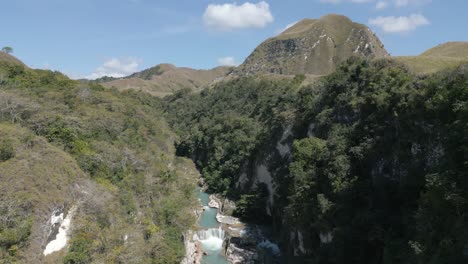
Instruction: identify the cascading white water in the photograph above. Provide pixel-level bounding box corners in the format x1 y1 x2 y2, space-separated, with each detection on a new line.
194 227 225 253
195 227 225 240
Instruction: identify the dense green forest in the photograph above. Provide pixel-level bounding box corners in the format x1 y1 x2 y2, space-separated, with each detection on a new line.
0 59 198 263
1 51 466 263
164 58 468 263
164 76 302 195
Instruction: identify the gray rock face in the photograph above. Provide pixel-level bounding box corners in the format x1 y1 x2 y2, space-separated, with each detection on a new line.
226 239 258 264
225 229 282 264
181 230 203 264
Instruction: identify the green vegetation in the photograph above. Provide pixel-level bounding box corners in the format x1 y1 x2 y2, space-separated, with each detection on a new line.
0 123 82 262
165 58 468 263
1 37 467 263
0 192 32 261
164 77 299 196
129 65 164 80
0 58 198 263
288 58 467 263
0 138 14 161
235 184 270 223
1 47 13 54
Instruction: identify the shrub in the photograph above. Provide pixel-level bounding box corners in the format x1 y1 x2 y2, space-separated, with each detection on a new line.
0 139 14 161
63 232 93 264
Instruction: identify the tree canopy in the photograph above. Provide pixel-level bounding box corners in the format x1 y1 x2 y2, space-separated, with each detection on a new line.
165 58 468 263
2 46 13 54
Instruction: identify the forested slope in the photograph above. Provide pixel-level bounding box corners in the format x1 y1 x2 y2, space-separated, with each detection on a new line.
165 58 468 263
0 56 199 263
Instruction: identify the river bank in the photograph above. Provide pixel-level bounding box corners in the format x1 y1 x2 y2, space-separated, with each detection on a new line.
182 188 282 264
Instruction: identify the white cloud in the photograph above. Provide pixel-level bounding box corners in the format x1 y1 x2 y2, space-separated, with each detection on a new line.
217 56 238 66
203 1 274 31
373 0 431 9
86 57 141 80
369 14 430 33
375 1 388 9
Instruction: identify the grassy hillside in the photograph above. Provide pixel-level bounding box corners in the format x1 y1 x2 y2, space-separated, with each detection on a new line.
0 52 24 67
0 56 199 263
394 42 468 75
393 56 467 75
235 14 388 76
421 42 468 58
0 123 90 263
100 64 232 97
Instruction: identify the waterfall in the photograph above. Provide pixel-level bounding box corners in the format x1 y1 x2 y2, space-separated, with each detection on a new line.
195 227 225 240
194 227 225 253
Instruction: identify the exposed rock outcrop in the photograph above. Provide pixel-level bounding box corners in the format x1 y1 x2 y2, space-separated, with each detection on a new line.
208 194 220 209
181 230 203 264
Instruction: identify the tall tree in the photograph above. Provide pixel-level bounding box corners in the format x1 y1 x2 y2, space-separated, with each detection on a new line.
2 46 13 54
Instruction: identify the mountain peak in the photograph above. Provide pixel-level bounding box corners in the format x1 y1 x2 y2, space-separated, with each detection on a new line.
156 63 177 71
236 14 388 76
319 13 353 22
279 19 317 37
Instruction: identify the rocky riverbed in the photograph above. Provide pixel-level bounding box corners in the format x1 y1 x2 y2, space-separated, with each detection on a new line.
182 188 282 264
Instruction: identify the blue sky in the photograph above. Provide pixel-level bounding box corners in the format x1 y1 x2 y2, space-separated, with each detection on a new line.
1 0 467 79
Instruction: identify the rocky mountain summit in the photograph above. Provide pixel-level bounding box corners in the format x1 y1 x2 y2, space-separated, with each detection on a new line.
235 14 389 76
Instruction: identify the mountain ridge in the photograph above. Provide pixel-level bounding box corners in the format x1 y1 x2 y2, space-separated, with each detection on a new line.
0 52 25 67
99 63 232 97
92 15 468 94
421 41 468 57
394 41 468 74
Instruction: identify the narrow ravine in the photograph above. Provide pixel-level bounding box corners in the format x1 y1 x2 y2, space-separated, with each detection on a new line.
183 188 282 264
196 190 229 264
